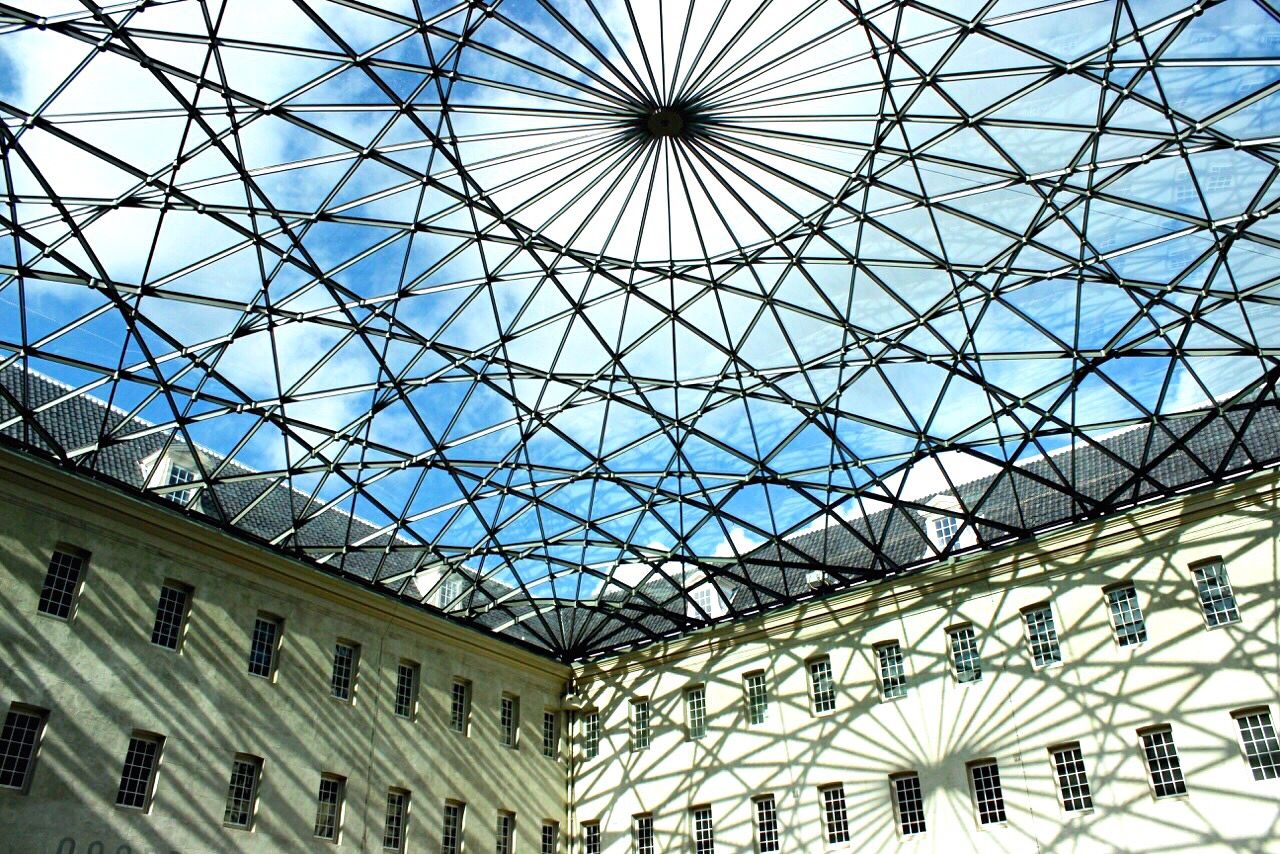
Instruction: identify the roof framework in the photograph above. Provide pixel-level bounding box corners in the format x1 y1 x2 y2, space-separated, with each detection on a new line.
2 0 1280 659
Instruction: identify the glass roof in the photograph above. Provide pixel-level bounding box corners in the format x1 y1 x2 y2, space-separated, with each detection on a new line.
3 0 1280 659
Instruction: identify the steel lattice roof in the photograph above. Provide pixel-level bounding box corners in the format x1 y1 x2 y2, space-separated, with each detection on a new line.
2 0 1280 660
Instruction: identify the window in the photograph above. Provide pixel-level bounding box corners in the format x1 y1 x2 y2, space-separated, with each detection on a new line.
115 732 163 811
891 773 926 836
0 704 47 793
395 660 419 719
166 460 198 504
223 754 263 829
948 626 982 683
542 711 558 759
450 680 471 734
931 514 958 547
37 548 85 620
691 805 714 854
583 710 600 759
442 800 465 854
583 821 601 854
1234 709 1280 781
330 641 359 701
685 685 707 740
1050 745 1093 812
501 694 520 748
968 760 1007 825
1106 585 1147 647
541 821 560 854
496 811 515 854
744 671 769 725
633 813 654 854
313 773 345 842
632 698 650 751
1140 726 1187 797
439 574 464 608
150 581 191 650
692 583 714 615
820 784 850 844
877 642 908 700
1193 560 1240 627
383 788 410 853
247 613 282 679
754 795 779 852
808 657 836 714
1023 604 1062 667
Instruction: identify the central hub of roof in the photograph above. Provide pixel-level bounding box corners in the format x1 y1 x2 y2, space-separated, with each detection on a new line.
646 108 685 138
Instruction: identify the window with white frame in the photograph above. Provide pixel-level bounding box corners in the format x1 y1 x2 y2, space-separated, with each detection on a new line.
223 754 263 829
150 581 191 651
891 773 926 836
807 656 836 714
930 514 959 548
685 685 707 740
496 811 515 854
542 711 558 759
631 698 650 752
449 680 471 734
37 548 86 620
500 695 520 748
330 641 359 701
1023 604 1062 667
948 626 982 683
1050 744 1093 812
691 805 715 854
541 820 559 854
1192 560 1240 627
877 642 908 700
313 773 345 842
0 704 48 793
441 800 465 854
1106 585 1147 647
439 574 464 609
753 795 779 852
820 784 851 844
247 613 282 679
394 660 419 719
968 760 1007 825
744 672 769 725
1234 708 1280 781
383 788 409 854
1140 726 1187 798
583 710 600 759
115 732 163 811
633 814 654 854
165 460 198 504
583 821 600 854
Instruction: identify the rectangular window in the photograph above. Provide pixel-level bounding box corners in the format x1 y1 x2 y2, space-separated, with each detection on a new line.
247 614 282 679
753 795 779 852
500 694 520 748
1140 726 1187 797
949 626 982 683
633 813 654 854
1234 709 1280 781
166 461 198 504
313 773 345 842
744 671 769 725
808 657 836 714
1193 560 1240 627
541 821 559 854
383 788 410 853
223 754 263 829
37 548 85 620
115 732 163 811
450 680 471 734
0 704 48 793
892 773 927 836
395 660 419 719
969 760 1007 825
583 821 600 854
542 711 558 759
150 582 191 650
496 811 515 854
583 710 600 759
877 642 908 700
442 800 465 854
685 686 707 740
330 641 359 701
692 805 714 854
820 785 850 844
1051 745 1093 812
1106 585 1147 647
1023 604 1062 667
632 698 650 752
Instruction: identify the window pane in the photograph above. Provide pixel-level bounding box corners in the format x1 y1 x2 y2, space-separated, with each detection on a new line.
583 711 600 759
541 821 559 854
808 658 836 713
450 681 471 734
877 643 908 700
501 696 519 748
692 806 714 854
442 801 465 854
0 706 46 792
949 627 982 683
1236 711 1280 781
1107 586 1147 647
821 786 850 844
330 643 357 700
383 789 409 853
686 687 706 740
1024 606 1062 667
497 812 515 854
314 774 345 840
1141 728 1187 797
1051 746 1093 812
150 583 190 650
744 673 769 725
632 699 650 751
395 662 418 719
633 814 654 854
754 796 779 852
38 550 84 619
543 711 558 759
1193 561 1240 626
115 735 162 810
970 761 1007 825
583 822 600 854
247 616 279 678
893 774 927 836
223 755 262 828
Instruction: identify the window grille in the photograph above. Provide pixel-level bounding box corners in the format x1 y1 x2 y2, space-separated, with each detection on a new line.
892 774 927 836
583 822 600 854
931 514 958 546
685 686 707 739
744 672 769 725
313 774 345 841
166 461 198 504
450 681 471 734
1106 586 1147 646
0 705 46 792
633 814 654 854
692 805 714 854
247 615 281 678
583 710 600 758
969 761 1007 825
496 812 515 854
115 734 163 810
1235 709 1280 781
1193 560 1240 627
223 754 262 828
543 711 558 758
382 789 409 853
1140 727 1187 798
877 642 908 700
37 549 84 619
395 661 418 719
632 699 650 751
501 695 520 748
150 583 191 650
442 801 465 854
754 795 779 852
1051 745 1093 812
330 642 358 700
1024 605 1062 667
808 657 836 713
949 626 982 683
821 785 850 844
541 821 559 854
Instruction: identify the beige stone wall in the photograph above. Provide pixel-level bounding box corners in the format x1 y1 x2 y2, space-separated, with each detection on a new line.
571 474 1280 853
0 452 570 853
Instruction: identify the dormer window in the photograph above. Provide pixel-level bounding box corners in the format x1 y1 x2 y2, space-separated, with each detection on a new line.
166 462 198 505
439 575 464 609
140 445 203 507
687 576 727 620
931 514 958 548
